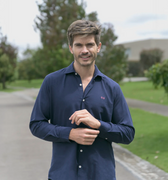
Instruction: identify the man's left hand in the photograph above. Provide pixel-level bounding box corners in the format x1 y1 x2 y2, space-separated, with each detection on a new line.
69 109 101 129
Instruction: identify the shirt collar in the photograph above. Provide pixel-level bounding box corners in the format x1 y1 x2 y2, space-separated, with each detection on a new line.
65 61 104 79
65 62 76 74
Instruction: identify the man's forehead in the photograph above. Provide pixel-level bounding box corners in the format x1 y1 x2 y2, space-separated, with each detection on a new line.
73 34 95 43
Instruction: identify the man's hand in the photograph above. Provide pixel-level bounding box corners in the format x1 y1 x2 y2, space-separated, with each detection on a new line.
69 128 100 145
69 109 101 129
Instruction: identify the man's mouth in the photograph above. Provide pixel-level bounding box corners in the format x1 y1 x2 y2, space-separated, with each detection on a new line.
79 55 91 59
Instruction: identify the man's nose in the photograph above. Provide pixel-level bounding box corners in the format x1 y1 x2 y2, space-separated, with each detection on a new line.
81 46 88 53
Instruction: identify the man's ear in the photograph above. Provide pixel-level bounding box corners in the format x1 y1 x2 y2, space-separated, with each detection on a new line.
97 42 102 53
69 45 73 54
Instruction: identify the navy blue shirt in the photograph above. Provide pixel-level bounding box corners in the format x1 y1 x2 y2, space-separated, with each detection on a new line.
30 62 135 180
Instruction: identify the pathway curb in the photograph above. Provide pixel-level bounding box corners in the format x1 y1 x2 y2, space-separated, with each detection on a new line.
113 143 168 180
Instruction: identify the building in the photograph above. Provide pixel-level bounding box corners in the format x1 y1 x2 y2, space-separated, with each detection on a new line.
119 39 168 62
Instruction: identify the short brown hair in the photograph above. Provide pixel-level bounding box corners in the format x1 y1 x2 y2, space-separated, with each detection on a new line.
67 20 101 46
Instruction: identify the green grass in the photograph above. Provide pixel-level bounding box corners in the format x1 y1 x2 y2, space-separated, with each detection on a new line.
120 108 168 172
7 79 43 88
120 81 168 106
0 79 43 92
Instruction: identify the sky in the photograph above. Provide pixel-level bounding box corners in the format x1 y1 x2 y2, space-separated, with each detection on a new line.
0 0 168 56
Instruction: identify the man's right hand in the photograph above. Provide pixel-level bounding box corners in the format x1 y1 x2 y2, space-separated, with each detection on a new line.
69 128 100 145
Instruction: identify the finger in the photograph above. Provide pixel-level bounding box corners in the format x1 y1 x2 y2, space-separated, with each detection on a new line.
69 109 88 120
85 129 100 135
69 112 82 124
83 138 96 145
75 117 86 125
84 134 98 139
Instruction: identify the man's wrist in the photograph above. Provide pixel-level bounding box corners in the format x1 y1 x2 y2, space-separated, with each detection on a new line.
94 120 101 129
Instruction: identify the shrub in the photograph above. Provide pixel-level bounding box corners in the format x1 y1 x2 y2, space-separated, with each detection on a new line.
140 48 163 75
127 61 143 77
145 59 168 94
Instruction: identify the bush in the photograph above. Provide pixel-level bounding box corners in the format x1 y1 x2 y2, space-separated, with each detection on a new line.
140 48 163 75
127 61 143 77
145 59 168 94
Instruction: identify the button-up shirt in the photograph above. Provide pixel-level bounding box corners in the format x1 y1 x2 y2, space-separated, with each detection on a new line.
30 62 135 180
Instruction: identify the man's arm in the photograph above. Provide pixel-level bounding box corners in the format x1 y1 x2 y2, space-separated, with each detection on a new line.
69 85 135 145
29 76 72 143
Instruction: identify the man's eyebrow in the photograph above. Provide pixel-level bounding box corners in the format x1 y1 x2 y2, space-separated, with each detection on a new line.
87 42 95 45
74 43 82 45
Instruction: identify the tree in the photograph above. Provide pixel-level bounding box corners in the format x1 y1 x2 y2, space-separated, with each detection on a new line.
0 31 17 89
97 23 128 82
18 48 37 81
140 48 163 74
34 0 86 49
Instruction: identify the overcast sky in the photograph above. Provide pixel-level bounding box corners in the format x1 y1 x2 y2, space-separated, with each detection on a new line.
0 0 168 55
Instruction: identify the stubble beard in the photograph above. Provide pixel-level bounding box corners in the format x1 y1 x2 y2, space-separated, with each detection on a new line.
74 53 97 67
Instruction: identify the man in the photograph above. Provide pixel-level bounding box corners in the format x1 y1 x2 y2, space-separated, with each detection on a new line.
30 20 135 180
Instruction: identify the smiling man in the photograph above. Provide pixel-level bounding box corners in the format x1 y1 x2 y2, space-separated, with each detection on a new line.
29 20 135 180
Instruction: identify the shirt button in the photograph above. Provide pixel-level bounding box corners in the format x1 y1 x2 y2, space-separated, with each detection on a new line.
83 99 85 102
79 83 82 86
105 138 108 140
75 73 77 75
79 165 82 168
80 149 83 152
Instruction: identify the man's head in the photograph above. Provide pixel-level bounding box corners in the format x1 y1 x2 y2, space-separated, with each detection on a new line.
67 20 101 47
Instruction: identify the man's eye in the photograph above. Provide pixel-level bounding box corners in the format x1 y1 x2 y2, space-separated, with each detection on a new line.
76 44 82 47
87 44 94 47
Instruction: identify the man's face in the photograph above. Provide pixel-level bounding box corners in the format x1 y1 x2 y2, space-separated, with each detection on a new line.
69 35 101 67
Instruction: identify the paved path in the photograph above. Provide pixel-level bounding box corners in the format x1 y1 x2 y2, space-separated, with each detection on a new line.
126 98 168 117
1 89 168 180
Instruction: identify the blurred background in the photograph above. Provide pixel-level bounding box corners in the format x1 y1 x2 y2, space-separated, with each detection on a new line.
0 0 168 179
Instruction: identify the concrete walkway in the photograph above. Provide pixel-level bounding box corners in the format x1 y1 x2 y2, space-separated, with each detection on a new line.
11 88 168 180
126 98 168 117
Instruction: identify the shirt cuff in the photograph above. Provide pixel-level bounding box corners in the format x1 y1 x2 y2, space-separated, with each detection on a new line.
98 120 112 133
58 126 73 142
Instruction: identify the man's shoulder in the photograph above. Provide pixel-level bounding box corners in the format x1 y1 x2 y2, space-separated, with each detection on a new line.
45 66 68 79
101 73 119 88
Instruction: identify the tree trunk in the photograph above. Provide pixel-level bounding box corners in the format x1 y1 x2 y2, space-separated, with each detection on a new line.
2 75 6 89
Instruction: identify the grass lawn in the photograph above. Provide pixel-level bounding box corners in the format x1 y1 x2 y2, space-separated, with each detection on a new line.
120 81 168 106
120 108 168 173
0 79 44 92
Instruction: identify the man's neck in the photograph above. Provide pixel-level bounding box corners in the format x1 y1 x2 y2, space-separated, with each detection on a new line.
73 62 95 80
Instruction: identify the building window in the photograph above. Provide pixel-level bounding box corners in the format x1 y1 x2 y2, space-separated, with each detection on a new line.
125 48 131 57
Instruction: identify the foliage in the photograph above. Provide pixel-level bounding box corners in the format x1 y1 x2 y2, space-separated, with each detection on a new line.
33 47 73 78
34 0 86 49
0 31 17 89
18 49 37 81
97 23 128 82
145 63 161 89
127 61 143 77
145 60 168 94
140 48 163 74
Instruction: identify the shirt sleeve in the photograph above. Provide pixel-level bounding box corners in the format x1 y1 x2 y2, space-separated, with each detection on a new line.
29 76 72 143
98 83 135 144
